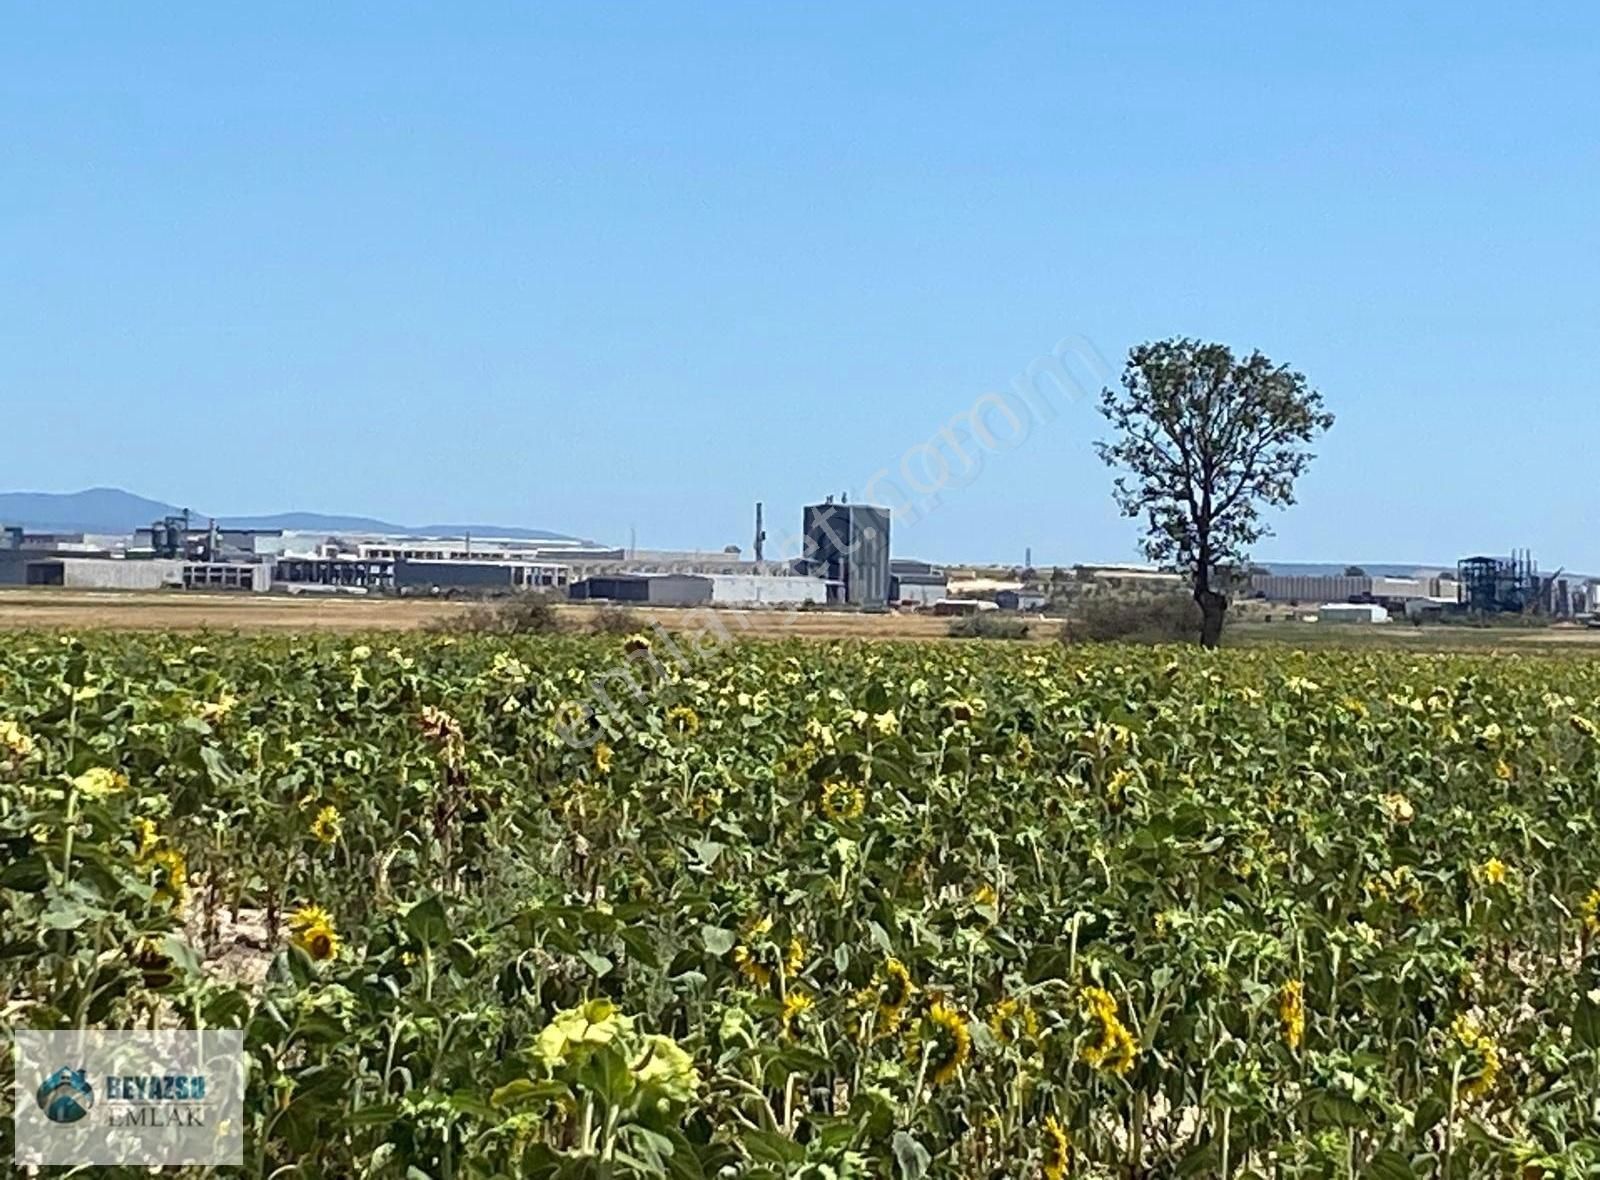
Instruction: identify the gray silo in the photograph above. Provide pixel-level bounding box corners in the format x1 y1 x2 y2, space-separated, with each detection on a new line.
803 499 891 608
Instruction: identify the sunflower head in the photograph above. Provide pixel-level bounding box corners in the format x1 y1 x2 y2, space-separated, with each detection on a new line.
288 905 341 962
923 1001 972 1086
310 804 343 845
1278 979 1306 1050
1041 1114 1071 1180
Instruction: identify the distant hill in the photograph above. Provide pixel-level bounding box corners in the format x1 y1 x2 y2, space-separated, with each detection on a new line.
0 488 581 542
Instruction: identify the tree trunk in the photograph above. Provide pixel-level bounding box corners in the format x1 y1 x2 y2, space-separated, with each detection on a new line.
1196 587 1227 648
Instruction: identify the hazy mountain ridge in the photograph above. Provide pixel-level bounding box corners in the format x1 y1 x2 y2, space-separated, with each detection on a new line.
0 488 581 542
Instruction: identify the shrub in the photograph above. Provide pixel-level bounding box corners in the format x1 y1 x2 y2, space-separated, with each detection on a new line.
1061 593 1201 645
588 604 643 635
429 592 565 636
947 613 1033 640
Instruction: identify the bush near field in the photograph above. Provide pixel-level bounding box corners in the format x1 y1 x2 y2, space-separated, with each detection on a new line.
1061 590 1201 644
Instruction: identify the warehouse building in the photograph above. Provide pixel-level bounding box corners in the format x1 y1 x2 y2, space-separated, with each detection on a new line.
23 557 188 590
1249 573 1460 606
572 572 832 607
889 559 948 607
394 558 570 594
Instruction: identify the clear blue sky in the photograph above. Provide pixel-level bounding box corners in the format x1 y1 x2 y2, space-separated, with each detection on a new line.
4 5 1596 567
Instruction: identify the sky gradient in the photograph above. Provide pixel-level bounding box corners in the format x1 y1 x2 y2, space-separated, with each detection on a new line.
4 5 1596 567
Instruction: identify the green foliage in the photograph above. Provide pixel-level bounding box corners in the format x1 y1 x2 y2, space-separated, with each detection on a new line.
431 591 566 635
5 634 1600 1176
944 613 1032 640
1096 338 1333 646
1063 592 1202 644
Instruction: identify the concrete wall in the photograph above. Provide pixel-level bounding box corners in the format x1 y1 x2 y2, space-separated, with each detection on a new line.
645 575 714 607
706 574 827 607
29 558 188 590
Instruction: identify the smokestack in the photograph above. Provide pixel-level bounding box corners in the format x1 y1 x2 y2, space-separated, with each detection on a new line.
754 502 766 562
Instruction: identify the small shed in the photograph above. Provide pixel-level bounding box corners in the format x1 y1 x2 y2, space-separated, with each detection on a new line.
1317 602 1390 625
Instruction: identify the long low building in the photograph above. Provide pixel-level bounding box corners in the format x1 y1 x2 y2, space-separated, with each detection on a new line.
1250 573 1460 604
572 572 833 607
394 558 570 594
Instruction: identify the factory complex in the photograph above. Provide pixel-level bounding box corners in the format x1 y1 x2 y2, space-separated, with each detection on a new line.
3 509 1597 625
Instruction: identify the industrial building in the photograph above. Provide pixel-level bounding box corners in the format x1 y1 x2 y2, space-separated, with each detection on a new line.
1318 603 1390 625
889 559 949 607
803 499 891 608
394 558 569 595
571 572 832 608
1249 572 1460 607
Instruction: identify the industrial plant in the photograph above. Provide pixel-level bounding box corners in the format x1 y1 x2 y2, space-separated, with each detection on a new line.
3 503 1598 626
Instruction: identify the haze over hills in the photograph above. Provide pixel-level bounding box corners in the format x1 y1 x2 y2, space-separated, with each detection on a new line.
0 488 582 542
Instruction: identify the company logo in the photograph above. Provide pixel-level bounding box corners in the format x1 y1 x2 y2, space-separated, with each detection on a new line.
37 1067 95 1124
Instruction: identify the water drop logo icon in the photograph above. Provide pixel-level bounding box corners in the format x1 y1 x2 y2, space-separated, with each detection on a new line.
37 1067 95 1124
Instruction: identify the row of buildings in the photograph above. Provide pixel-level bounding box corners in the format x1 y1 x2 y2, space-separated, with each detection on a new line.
0 500 942 611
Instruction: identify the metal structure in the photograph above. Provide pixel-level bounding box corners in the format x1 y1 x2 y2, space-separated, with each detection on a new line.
753 503 766 563
803 497 891 608
1457 550 1541 614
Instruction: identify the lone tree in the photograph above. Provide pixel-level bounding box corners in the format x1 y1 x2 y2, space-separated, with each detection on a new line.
1095 338 1333 647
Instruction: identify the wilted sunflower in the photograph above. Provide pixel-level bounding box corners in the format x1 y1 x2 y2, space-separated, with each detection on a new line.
780 990 813 1039
874 957 916 1037
73 766 129 800
820 779 865 821
1581 887 1600 935
131 816 161 859
148 847 188 906
0 719 35 759
309 804 343 845
1450 1013 1501 1103
1478 858 1510 887
623 633 653 656
1079 985 1138 1075
665 705 700 735
923 1001 972 1086
1041 1114 1071 1180
1278 979 1306 1050
418 705 463 744
987 996 1040 1045
288 905 341 962
593 742 614 775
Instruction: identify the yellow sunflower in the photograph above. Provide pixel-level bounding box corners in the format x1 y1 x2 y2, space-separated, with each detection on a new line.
1278 979 1305 1050
309 804 343 845
288 905 341 962
924 1001 971 1086
1041 1114 1071 1180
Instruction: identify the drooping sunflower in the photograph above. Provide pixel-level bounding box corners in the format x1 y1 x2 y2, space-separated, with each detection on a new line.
924 1001 972 1086
1278 979 1306 1050
987 996 1040 1046
593 742 614 775
665 705 700 735
1041 1114 1071 1180
73 766 129 800
288 905 341 962
131 816 161 860
780 990 813 1039
820 779 865 821
1079 985 1138 1076
309 804 343 845
148 847 189 907
0 719 35 759
1450 1013 1501 1103
1581 887 1600 935
876 957 916 1036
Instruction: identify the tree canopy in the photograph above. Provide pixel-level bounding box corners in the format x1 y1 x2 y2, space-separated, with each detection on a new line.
1096 338 1333 647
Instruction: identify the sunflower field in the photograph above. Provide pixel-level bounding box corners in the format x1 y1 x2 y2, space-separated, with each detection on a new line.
6 631 1600 1178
